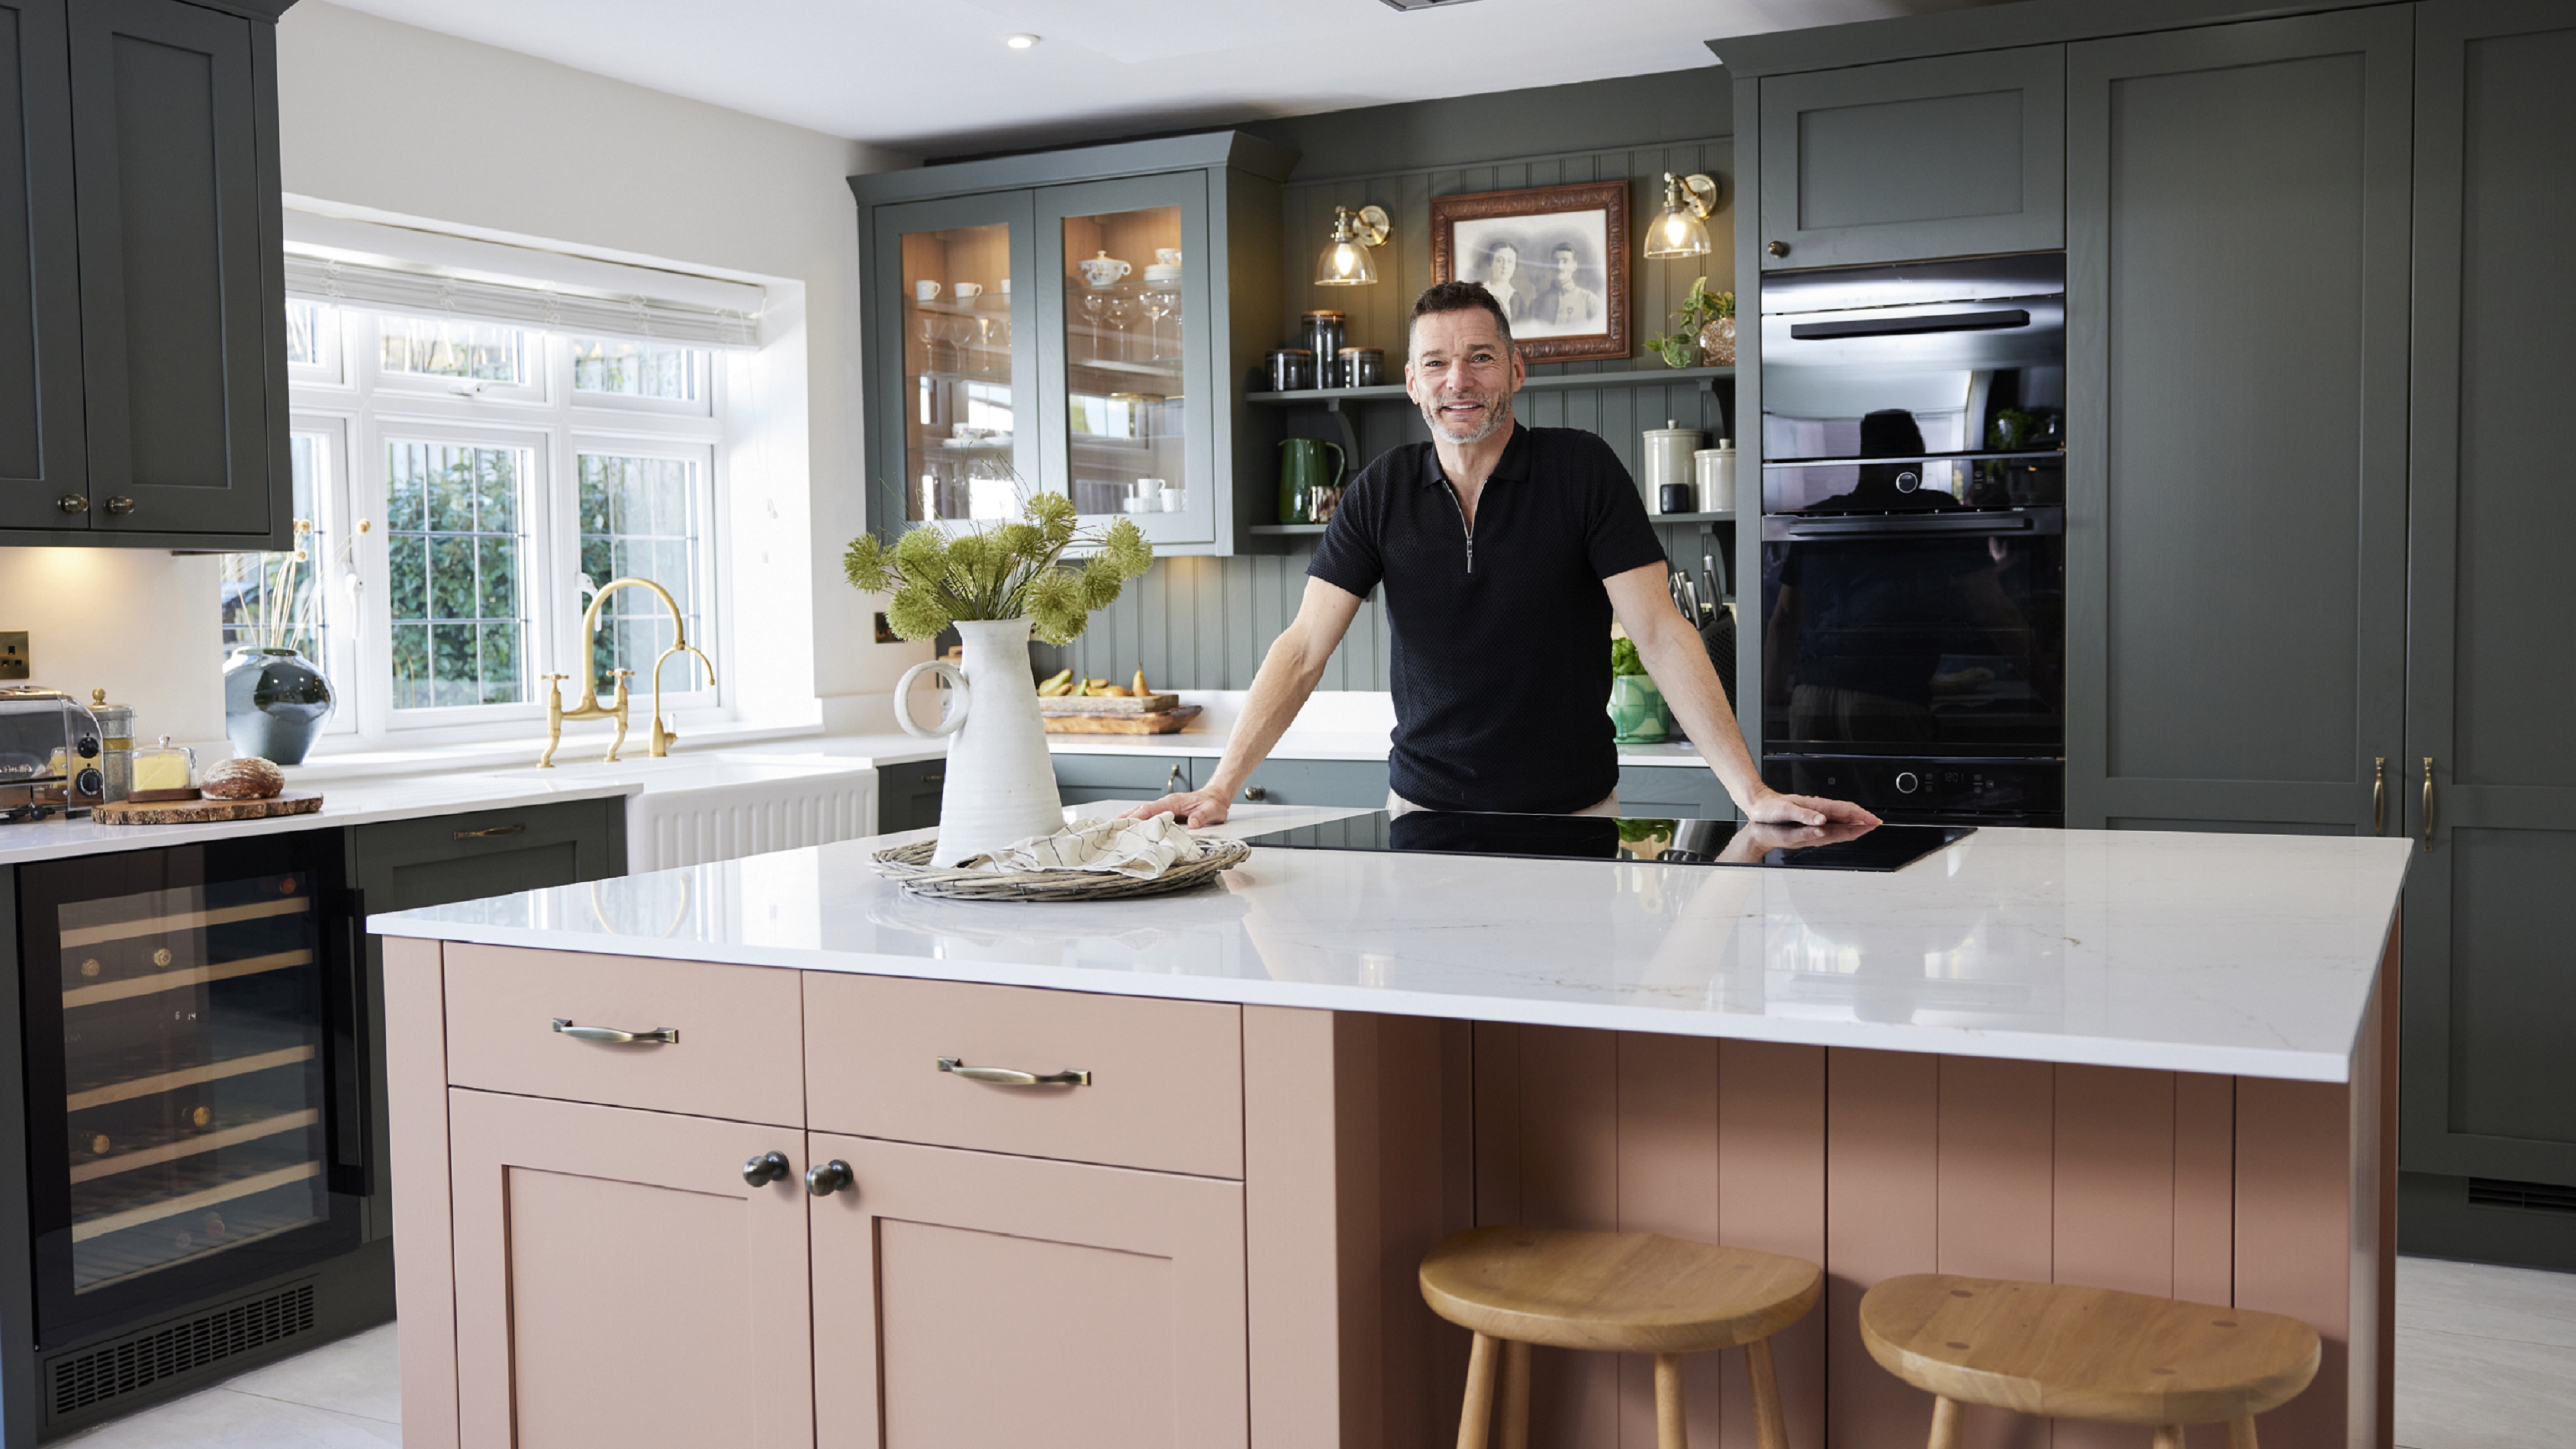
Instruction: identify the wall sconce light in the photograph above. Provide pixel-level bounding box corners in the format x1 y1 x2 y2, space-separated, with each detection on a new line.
1315 204 1391 286
1643 172 1720 259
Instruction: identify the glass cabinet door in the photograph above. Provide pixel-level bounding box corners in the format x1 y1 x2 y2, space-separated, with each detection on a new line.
1036 173 1215 547
873 193 1038 528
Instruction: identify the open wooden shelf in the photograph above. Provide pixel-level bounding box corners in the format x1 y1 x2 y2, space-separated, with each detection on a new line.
1248 365 1734 406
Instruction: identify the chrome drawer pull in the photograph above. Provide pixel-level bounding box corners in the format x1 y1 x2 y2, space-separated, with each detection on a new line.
552 1017 678 1045
454 823 526 840
936 1056 1091 1087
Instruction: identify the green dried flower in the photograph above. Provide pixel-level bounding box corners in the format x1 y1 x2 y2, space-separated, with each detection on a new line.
884 586 953 641
841 476 1147 647
1027 492 1076 545
892 526 949 590
1096 516 1152 579
1024 568 1086 646
997 523 1042 559
1080 557 1125 610
841 534 893 593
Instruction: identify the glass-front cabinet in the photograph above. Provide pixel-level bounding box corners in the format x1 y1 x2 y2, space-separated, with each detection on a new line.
856 132 1295 556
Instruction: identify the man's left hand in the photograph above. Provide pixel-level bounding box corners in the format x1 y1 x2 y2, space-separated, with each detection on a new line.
1743 789 1882 828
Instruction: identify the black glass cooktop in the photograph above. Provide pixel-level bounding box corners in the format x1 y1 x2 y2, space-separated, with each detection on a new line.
1235 812 1971 872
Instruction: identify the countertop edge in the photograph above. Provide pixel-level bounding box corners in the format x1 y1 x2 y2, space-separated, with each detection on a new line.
0 780 641 867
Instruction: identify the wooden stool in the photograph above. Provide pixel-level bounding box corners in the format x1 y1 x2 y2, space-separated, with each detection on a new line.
1858 1274 2322 1449
1419 1225 1822 1449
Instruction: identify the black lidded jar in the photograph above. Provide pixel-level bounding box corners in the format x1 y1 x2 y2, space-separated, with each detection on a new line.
1266 347 1315 393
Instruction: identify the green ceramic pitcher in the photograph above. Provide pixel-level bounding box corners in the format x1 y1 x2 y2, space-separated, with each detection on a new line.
1278 437 1345 524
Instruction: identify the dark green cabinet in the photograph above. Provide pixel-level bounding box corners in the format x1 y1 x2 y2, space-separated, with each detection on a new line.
0 0 289 547
1234 757 1386 809
2061 9 2413 836
1051 752 1192 808
1617 764 1735 822
1757 45 2064 270
2397 0 2576 1268
877 758 950 834
0 0 85 533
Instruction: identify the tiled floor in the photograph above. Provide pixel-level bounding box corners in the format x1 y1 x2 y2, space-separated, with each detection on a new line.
54 1256 2576 1447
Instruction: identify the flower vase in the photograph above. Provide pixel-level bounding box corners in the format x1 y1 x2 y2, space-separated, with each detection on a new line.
895 617 1067 867
222 646 334 765
1697 314 1737 366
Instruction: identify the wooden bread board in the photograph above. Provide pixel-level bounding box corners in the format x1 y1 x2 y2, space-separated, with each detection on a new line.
1037 692 1181 716
91 792 322 826
1042 705 1203 735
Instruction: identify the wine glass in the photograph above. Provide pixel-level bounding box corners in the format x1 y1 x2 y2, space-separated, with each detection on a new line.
1078 289 1111 361
1103 293 1137 362
1140 283 1178 360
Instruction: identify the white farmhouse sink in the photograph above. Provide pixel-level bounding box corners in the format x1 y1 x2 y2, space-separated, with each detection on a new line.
476 753 879 871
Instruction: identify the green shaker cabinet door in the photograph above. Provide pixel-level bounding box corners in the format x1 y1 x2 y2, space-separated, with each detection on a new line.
1053 752 1192 807
2401 1 2576 1216
1617 765 1735 823
0 0 85 532
1758 46 2064 269
1234 758 1386 809
2063 10 2411 836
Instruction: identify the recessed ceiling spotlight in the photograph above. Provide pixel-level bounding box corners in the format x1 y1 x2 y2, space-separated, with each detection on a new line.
1005 33 1040 49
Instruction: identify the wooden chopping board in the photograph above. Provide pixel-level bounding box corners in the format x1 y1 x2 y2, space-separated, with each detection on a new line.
1037 692 1182 716
1042 705 1203 735
90 792 323 826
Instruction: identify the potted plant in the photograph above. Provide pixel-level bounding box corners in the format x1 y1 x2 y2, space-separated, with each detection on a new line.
1646 278 1736 368
844 491 1152 866
1606 635 1676 744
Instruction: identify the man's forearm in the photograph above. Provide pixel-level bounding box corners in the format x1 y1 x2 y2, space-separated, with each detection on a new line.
1634 611 1765 807
1198 628 1329 800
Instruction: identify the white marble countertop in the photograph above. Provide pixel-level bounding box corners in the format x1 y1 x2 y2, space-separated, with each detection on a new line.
0 773 641 867
373 807 2412 1083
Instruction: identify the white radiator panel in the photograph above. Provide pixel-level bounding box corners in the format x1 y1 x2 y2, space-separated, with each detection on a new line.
626 772 879 874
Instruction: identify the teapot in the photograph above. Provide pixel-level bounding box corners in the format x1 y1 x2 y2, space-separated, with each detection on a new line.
1077 251 1131 287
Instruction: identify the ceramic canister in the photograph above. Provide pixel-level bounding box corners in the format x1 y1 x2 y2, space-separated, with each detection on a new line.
1695 439 1737 514
1642 420 1704 514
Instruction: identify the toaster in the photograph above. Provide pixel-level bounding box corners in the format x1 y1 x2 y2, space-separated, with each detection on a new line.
0 685 104 819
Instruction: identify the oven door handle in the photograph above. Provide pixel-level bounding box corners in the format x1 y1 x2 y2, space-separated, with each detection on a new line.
1770 512 2054 539
1788 308 2033 340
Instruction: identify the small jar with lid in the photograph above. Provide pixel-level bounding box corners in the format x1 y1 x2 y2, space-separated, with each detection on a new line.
90 690 135 802
1265 347 1315 393
1338 346 1385 388
1300 310 1346 370
129 735 199 802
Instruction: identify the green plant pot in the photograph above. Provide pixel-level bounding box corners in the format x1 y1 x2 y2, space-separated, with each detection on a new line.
1607 676 1673 744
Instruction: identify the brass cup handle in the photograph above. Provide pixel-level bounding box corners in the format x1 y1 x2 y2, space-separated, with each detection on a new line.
2422 756 2436 852
102 496 135 515
937 1056 1091 1087
454 824 526 840
742 1151 791 1187
2372 756 2387 836
805 1159 854 1197
552 1017 679 1045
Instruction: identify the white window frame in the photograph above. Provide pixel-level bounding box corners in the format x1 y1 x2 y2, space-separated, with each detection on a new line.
566 337 714 418
287 306 730 751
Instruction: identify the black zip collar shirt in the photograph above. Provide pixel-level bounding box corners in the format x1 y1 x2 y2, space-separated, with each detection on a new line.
1306 423 1669 814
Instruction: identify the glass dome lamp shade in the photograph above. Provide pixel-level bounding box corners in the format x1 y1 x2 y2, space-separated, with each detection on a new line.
1315 204 1390 287
1643 172 1720 259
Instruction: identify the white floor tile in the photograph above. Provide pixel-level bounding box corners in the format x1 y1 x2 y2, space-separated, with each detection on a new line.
2398 1255 2576 1350
220 1321 401 1422
50 1386 400 1448
2394 1323 2576 1449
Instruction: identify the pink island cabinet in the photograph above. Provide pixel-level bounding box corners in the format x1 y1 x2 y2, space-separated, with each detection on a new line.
385 930 2393 1449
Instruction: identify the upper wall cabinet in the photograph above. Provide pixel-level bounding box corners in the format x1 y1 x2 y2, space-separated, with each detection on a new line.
0 0 291 548
852 132 1293 556
1758 45 2065 269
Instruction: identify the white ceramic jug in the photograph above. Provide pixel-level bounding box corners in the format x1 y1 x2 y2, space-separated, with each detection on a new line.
895 617 1066 867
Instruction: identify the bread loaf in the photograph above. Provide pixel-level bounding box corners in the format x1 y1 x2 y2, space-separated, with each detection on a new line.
201 756 285 800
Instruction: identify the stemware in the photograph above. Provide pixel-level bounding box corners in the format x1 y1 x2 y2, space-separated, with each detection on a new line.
1078 289 1112 361
1103 293 1137 362
1140 283 1178 361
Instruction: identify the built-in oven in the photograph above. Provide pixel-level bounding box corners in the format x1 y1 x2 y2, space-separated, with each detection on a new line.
1758 253 2066 825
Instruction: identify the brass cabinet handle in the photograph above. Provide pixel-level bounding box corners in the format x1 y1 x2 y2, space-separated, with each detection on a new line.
1165 763 1184 791
2372 756 2387 835
804 1159 854 1197
937 1056 1091 1087
102 496 135 515
1767 240 1791 257
552 1017 679 1045
55 495 86 514
1241 785 1268 802
453 823 526 840
742 1151 791 1187
919 772 943 787
2421 756 2436 852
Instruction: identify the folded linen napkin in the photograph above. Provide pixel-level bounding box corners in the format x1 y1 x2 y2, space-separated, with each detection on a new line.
962 814 1208 879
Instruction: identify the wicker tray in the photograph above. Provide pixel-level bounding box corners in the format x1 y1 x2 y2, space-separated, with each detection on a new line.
871 836 1251 901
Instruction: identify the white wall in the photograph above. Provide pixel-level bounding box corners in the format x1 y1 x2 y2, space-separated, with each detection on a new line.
0 3 929 755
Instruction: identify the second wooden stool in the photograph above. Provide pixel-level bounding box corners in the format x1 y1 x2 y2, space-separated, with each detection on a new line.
1859 1273 2322 1449
1419 1225 1822 1449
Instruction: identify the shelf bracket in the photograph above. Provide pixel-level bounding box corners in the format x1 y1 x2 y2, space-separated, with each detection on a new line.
1325 396 1362 467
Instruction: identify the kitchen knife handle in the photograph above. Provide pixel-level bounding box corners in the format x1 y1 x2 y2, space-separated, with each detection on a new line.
2372 757 2386 835
2421 757 2436 852
937 1056 1091 1087
552 1017 679 1045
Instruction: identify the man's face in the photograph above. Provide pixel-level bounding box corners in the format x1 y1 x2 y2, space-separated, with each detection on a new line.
1554 248 1578 283
1406 307 1523 447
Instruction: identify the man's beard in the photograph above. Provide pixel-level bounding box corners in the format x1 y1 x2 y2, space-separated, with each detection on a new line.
1421 389 1511 447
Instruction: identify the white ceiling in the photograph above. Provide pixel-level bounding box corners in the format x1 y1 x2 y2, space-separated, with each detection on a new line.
321 0 2002 156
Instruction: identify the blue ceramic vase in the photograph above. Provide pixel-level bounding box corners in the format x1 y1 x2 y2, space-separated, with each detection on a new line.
223 646 334 765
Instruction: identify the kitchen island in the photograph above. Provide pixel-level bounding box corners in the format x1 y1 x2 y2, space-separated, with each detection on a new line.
374 813 2406 1449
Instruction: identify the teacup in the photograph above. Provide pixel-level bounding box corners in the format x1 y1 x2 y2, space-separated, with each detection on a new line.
952 282 983 299
912 280 940 302
1078 252 1131 287
1156 249 1182 267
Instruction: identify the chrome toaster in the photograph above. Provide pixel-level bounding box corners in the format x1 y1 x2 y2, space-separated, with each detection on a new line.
0 686 104 819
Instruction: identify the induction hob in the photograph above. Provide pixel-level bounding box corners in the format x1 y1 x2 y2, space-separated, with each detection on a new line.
1235 811 1971 872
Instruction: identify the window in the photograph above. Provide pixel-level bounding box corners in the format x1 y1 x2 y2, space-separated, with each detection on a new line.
238 302 726 747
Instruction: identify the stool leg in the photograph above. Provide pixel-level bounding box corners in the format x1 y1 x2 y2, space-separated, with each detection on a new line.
2149 1427 2186 1449
2226 1418 2259 1449
1926 1394 1963 1449
1456 1332 1498 1449
1746 1336 1789 1449
1499 1340 1530 1449
1654 1353 1688 1449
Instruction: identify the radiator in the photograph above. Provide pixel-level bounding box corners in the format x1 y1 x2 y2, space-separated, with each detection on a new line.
626 770 880 873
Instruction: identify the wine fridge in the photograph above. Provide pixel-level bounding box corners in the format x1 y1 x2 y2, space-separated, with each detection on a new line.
14 832 368 1360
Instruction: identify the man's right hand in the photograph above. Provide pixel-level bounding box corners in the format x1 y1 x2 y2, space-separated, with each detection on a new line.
1123 788 1231 829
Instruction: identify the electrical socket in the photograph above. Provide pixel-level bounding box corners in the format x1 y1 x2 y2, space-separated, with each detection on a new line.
0 631 25 681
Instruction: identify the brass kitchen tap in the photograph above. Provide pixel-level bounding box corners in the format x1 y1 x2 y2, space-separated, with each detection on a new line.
538 577 717 767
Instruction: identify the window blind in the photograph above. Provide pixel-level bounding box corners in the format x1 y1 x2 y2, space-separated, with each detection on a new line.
283 251 763 350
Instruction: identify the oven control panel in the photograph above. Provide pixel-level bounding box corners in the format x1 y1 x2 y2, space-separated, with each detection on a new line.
1763 753 2061 824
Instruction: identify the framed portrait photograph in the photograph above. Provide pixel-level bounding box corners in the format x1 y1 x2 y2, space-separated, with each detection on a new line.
1431 181 1631 363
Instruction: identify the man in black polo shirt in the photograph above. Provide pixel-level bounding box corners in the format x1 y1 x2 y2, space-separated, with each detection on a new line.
1128 281 1876 830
